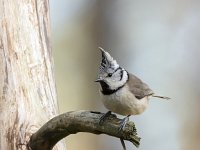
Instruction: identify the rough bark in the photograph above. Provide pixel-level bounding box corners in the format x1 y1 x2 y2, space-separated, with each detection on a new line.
0 1 141 150
28 111 140 150
0 0 65 149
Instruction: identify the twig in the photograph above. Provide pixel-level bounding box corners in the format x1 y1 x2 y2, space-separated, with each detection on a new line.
28 110 141 150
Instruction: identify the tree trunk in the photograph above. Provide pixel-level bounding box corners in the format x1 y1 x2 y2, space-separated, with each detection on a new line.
0 0 65 149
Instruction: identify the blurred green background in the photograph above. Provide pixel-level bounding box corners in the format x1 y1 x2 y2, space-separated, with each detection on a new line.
49 1 200 150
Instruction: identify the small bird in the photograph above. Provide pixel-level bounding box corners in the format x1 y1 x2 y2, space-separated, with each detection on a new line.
95 47 170 150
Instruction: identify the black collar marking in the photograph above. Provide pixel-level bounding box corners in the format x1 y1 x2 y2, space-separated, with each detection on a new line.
100 71 129 95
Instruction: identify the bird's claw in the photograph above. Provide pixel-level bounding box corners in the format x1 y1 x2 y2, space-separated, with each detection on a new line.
99 111 112 125
118 115 130 132
119 115 130 150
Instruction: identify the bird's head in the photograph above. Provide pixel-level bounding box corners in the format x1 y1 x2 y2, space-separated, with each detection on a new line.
95 47 128 91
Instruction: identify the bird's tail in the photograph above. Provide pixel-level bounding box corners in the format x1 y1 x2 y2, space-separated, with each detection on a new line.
152 95 170 100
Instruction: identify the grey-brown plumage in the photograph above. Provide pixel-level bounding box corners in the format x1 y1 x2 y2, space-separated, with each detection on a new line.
127 73 154 99
96 47 170 150
96 47 170 116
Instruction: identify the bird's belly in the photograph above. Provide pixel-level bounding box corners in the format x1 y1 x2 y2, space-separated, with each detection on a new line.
101 86 149 116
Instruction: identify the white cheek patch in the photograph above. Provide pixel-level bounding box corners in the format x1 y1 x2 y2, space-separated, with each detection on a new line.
107 70 128 90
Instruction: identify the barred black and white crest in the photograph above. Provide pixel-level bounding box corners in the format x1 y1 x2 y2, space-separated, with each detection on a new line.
98 47 119 73
96 47 128 92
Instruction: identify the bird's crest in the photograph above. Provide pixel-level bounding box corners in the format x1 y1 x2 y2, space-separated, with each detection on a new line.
98 47 119 73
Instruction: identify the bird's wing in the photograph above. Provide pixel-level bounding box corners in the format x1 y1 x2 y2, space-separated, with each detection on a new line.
127 73 154 99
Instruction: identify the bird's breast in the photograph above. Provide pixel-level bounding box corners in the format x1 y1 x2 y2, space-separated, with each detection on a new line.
100 85 149 116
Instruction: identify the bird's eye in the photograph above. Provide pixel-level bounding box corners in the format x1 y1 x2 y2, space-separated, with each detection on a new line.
108 73 112 77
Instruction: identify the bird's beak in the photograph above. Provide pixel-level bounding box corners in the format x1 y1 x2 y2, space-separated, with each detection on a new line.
95 77 103 82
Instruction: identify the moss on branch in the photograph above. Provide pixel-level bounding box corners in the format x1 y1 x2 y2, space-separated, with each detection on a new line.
28 110 140 150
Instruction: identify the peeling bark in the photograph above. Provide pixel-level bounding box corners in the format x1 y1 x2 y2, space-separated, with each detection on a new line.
0 0 65 149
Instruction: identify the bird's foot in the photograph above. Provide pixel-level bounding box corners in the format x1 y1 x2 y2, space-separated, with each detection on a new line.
118 115 130 132
118 115 130 150
99 111 112 125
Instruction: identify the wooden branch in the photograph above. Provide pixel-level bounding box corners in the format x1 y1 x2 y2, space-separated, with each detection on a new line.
28 110 141 150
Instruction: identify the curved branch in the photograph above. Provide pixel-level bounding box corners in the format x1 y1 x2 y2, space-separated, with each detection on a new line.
28 110 141 150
